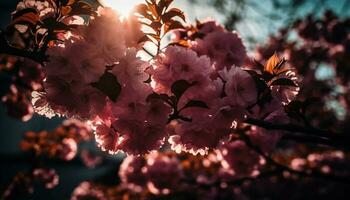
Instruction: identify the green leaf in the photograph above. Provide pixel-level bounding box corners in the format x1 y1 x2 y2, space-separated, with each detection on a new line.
271 78 297 87
171 80 194 100
92 72 121 102
183 100 209 109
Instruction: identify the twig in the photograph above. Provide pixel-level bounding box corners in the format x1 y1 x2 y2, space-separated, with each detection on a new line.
242 133 350 184
142 47 155 58
245 118 350 150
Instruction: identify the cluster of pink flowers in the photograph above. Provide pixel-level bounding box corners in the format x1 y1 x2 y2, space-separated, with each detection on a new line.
31 5 299 157
0 56 44 121
32 168 59 189
20 119 93 161
71 182 107 200
119 152 183 195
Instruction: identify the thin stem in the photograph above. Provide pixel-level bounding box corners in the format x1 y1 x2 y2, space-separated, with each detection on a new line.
242 133 350 184
142 47 155 58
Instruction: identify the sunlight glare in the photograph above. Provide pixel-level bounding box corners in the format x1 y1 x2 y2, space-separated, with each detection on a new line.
102 0 144 17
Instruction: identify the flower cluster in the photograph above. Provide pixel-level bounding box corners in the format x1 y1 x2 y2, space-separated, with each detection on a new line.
20 119 93 160
255 10 350 131
76 147 350 200
0 56 44 121
119 152 183 195
29 0 300 156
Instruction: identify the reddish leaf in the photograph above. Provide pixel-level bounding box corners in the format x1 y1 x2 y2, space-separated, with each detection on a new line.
11 8 40 26
150 21 162 30
265 52 279 73
166 20 184 32
162 8 186 22
271 78 298 87
68 1 95 16
146 0 159 18
158 0 174 12
168 39 189 47
134 4 149 17
137 35 152 43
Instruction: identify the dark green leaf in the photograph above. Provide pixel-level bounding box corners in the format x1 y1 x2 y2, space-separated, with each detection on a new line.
92 72 121 102
146 93 161 102
253 59 265 72
183 100 209 109
271 78 297 87
262 71 274 82
171 79 194 100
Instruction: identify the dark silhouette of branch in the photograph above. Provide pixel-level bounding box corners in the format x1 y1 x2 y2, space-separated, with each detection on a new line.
241 133 350 185
245 118 350 150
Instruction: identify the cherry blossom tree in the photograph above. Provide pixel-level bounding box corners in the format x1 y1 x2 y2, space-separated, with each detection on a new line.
0 0 350 199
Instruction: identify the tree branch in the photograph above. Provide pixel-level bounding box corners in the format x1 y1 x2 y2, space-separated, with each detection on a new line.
245 118 350 150
242 133 350 184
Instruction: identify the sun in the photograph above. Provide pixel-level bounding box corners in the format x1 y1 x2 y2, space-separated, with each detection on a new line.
101 0 145 17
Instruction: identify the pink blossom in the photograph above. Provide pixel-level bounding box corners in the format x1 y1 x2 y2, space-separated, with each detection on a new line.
217 140 261 177
95 123 119 154
18 59 44 90
42 76 106 119
148 46 213 94
197 20 225 35
219 67 257 107
71 182 106 200
169 106 236 155
2 85 34 121
192 31 247 70
101 96 171 155
80 150 102 168
107 89 171 155
57 138 78 161
32 168 59 189
112 120 168 155
62 119 93 141
45 46 79 82
123 14 145 47
111 48 149 88
119 156 147 192
144 152 183 195
79 7 126 65
69 42 107 84
249 98 289 154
